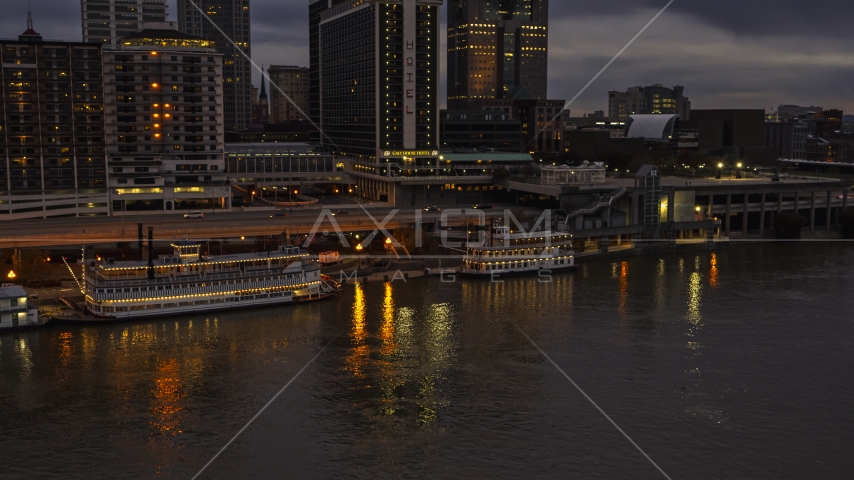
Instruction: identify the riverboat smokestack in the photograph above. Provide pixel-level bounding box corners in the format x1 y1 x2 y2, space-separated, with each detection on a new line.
147 227 154 279
138 223 144 261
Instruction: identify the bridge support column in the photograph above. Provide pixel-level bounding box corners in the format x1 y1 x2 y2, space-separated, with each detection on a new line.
742 194 749 236
810 191 816 233
759 193 766 236
725 194 732 236
667 191 675 224
826 191 832 231
599 236 609 255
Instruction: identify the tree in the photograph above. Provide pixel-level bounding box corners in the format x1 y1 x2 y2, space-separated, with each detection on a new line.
393 226 417 256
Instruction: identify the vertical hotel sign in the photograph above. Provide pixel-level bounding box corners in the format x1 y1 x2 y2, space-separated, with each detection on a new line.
403 0 417 149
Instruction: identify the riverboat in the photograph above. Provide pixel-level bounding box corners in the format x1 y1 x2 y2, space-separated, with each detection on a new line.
66 239 339 322
458 226 575 277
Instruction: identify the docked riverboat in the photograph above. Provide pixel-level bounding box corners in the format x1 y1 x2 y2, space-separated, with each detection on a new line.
69 240 339 321
459 226 575 277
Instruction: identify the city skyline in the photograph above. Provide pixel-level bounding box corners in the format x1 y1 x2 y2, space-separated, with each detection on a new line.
2 1 852 116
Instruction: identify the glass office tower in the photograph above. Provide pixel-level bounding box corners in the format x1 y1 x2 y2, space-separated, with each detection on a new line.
447 0 548 108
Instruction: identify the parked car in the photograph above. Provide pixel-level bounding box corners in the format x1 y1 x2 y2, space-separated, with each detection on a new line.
183 211 204 219
424 206 441 212
472 204 494 209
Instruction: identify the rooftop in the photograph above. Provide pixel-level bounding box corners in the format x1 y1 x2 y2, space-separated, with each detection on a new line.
0 285 27 300
439 153 533 162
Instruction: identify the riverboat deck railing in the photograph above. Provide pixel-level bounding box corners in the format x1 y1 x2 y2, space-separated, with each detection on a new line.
87 263 319 288
89 276 319 302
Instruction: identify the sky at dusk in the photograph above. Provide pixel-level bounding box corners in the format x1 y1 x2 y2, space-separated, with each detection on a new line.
3 0 853 115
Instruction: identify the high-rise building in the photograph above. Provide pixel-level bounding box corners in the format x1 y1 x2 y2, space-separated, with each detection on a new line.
310 0 441 203
268 65 309 123
447 0 549 109
765 121 808 160
1 14 109 220
470 96 565 153
608 84 690 121
101 26 231 215
81 0 169 45
177 0 252 131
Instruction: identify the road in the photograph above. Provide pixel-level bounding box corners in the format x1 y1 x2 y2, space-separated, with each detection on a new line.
0 205 539 248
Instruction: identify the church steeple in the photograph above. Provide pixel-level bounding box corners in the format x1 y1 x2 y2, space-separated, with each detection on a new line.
259 65 268 101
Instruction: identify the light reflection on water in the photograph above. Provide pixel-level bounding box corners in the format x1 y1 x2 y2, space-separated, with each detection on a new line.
0 244 852 479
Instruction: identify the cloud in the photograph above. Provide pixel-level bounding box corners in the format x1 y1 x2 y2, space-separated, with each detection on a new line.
2 1 852 116
546 7 854 114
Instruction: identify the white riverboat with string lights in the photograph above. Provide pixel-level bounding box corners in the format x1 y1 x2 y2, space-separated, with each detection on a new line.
458 226 576 277
66 236 339 322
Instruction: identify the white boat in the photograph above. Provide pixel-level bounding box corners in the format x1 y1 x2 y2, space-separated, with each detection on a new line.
459 226 576 277
70 240 339 322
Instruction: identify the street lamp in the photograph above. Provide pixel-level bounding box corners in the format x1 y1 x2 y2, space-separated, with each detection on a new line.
356 243 363 267
716 162 723 180
736 162 743 179
7 270 15 280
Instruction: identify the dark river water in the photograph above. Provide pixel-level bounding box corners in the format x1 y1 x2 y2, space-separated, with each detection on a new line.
1 243 853 479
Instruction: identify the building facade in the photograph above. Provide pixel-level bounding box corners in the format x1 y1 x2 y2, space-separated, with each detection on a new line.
101 27 230 215
81 0 169 45
268 65 309 123
310 0 441 204
177 0 252 131
447 0 548 108
225 142 345 198
440 109 522 152
765 121 808 160
469 97 565 153
1 22 109 220
0 285 37 330
608 84 690 121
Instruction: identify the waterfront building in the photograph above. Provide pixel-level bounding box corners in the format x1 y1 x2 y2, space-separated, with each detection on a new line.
1 16 110 220
81 0 170 45
806 136 848 163
541 162 605 186
0 284 38 330
608 85 690 121
447 0 549 109
225 142 345 198
310 0 441 204
268 65 309 123
440 109 522 152
102 26 231 215
765 121 808 159
624 114 679 140
177 0 252 131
